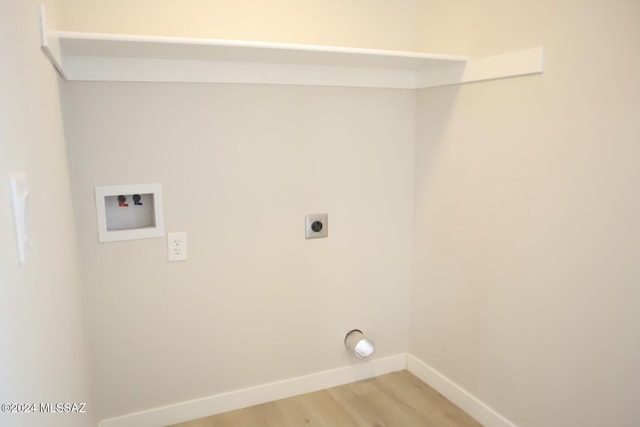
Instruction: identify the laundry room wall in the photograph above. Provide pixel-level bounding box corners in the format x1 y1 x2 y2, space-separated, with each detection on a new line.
54 0 419 51
0 1 96 426
63 81 415 421
411 1 640 426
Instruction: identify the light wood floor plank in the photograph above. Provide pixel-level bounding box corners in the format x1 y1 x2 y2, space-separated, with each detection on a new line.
209 404 268 427
172 370 482 427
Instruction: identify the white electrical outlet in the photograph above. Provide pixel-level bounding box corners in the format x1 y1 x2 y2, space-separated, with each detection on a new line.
167 232 187 261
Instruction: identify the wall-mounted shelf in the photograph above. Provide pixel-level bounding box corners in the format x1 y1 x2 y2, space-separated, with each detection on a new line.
39 7 543 89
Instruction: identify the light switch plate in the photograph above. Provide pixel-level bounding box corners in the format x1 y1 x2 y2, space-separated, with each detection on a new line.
10 173 31 264
305 213 328 239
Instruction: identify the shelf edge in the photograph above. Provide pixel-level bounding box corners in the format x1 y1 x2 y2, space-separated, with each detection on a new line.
39 5 67 79
416 47 544 89
50 30 470 64
61 57 419 89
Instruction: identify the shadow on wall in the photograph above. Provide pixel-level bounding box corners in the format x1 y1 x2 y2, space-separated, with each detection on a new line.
413 84 461 208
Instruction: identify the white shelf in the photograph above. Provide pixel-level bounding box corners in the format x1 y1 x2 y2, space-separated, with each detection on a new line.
39 8 543 89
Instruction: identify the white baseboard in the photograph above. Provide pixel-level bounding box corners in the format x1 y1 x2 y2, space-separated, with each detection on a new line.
406 354 518 427
99 353 406 427
100 353 517 427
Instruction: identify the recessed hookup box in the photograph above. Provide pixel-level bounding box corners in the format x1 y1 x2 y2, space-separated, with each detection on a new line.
94 183 165 242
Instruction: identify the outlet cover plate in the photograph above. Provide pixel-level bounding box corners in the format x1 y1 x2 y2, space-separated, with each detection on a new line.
167 232 187 261
305 213 328 239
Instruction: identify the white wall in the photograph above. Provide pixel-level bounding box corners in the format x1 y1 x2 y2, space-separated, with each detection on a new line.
54 0 419 51
411 1 640 426
62 82 415 421
0 1 96 426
